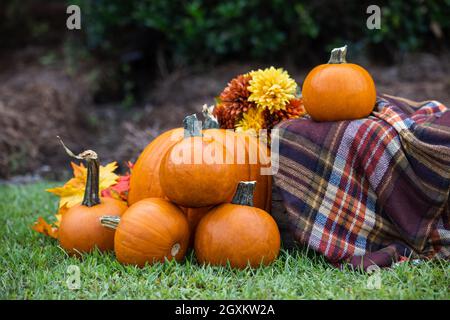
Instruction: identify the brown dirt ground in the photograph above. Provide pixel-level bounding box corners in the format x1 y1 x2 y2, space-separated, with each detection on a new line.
1 51 449 181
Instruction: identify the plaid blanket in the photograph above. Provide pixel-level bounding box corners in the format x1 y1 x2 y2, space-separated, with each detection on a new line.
273 94 450 269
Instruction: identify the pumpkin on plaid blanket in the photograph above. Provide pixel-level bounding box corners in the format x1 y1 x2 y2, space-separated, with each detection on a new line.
272 94 450 270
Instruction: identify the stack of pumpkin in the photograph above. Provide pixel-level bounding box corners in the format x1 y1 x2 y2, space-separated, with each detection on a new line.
58 114 281 269
52 44 378 269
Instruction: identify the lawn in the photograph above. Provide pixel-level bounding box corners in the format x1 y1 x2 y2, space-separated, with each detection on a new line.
0 182 449 300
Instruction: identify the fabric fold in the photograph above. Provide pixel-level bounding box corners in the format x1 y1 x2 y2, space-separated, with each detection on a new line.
273 94 450 269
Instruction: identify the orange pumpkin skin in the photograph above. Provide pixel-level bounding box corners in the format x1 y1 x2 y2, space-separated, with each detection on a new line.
194 204 280 269
128 128 184 205
126 126 208 233
204 130 272 213
114 198 190 267
302 46 376 122
179 130 273 245
58 197 127 255
160 136 240 207
128 127 271 213
181 206 212 247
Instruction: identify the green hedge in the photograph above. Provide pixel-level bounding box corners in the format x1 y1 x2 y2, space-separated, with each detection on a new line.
2 0 448 104
72 0 449 65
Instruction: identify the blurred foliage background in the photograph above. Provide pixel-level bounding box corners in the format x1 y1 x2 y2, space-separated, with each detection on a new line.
2 0 449 63
74 0 449 63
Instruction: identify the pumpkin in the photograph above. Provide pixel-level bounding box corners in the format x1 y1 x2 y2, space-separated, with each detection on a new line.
302 45 376 122
128 128 184 205
57 140 127 255
159 116 241 207
194 181 280 269
203 129 272 212
181 206 212 247
180 130 272 243
100 198 190 267
128 113 271 232
160 112 272 209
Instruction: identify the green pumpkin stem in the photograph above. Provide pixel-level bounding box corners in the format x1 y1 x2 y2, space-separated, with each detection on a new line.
328 45 347 64
231 181 256 207
100 216 121 230
202 104 220 129
57 136 101 207
183 114 202 138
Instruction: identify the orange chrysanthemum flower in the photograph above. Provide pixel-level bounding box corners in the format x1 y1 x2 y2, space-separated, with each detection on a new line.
213 74 257 129
263 98 306 129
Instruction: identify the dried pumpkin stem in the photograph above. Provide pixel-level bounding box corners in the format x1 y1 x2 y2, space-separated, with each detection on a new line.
100 216 121 230
83 158 101 207
202 104 220 129
57 136 101 207
328 45 347 64
183 114 203 138
231 181 256 207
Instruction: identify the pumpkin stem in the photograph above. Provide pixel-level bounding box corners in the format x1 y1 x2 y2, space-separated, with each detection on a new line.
183 114 203 138
57 136 101 207
100 216 121 230
202 104 220 129
231 181 256 207
328 45 347 64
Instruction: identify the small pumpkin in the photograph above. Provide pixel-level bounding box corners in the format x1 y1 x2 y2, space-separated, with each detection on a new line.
302 45 376 122
159 115 240 208
194 181 280 269
100 198 190 267
57 139 128 255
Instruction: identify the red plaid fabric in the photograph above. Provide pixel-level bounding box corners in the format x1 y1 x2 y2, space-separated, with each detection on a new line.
273 95 450 269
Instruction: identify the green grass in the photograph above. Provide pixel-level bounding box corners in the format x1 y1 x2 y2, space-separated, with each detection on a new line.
0 182 449 300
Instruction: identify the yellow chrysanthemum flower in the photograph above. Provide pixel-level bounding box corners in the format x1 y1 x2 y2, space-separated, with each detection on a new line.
247 67 297 112
235 107 264 136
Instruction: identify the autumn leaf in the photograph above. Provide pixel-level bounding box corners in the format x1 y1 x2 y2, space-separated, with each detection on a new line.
101 161 133 202
102 174 130 201
47 161 120 208
54 204 68 228
31 217 58 239
127 161 134 171
31 204 68 238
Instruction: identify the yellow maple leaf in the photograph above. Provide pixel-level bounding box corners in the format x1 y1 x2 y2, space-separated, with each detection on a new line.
47 161 119 208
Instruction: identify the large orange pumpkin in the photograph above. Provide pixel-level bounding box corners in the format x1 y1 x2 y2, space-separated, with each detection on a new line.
194 181 280 269
127 116 217 232
159 120 240 207
302 45 376 122
128 114 271 231
57 142 127 255
59 198 127 255
101 198 190 267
